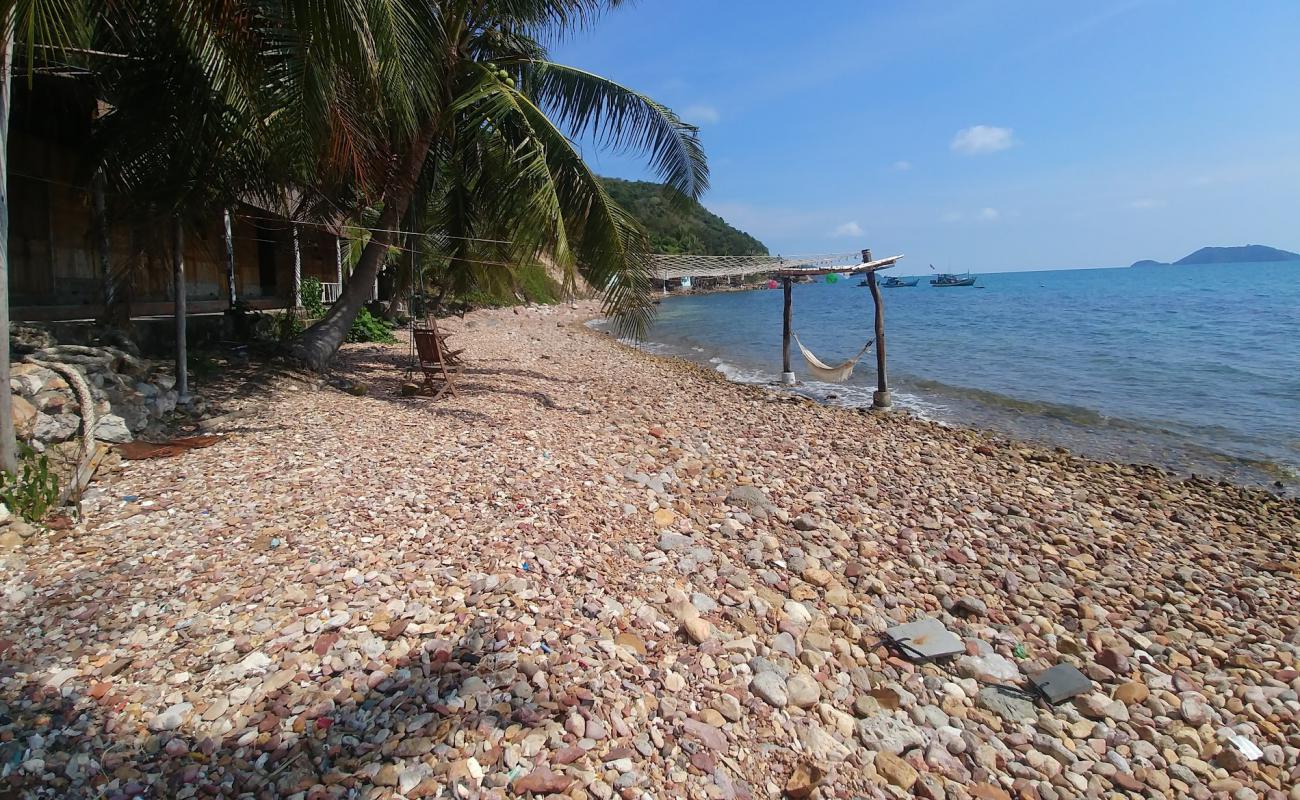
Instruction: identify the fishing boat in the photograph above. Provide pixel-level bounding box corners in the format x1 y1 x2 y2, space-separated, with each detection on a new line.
930 272 977 287
880 276 919 288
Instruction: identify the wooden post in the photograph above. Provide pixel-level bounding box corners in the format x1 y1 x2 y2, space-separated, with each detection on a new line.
781 276 794 385
0 26 15 473
173 217 190 404
291 222 302 308
93 174 114 310
335 236 344 286
223 208 237 307
864 250 891 408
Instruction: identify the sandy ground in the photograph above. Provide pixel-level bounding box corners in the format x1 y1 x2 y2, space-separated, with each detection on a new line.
1 300 1297 800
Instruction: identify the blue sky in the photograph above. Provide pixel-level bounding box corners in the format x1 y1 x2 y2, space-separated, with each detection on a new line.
552 1 1300 272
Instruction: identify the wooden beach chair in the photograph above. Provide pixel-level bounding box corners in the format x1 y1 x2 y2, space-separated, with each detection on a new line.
412 320 462 400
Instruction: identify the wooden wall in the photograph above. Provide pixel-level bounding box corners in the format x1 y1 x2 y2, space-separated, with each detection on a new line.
8 132 343 321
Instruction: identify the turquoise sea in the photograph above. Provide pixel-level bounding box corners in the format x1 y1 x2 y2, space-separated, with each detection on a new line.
619 261 1300 492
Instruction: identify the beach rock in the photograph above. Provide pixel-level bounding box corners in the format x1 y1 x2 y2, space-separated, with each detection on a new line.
0 299 1294 799
952 595 988 616
93 414 133 443
148 702 192 731
1114 681 1149 705
976 687 1037 721
786 673 820 708
682 617 711 644
874 751 919 790
512 767 572 795
855 712 927 755
957 653 1019 683
726 485 774 515
792 514 818 531
750 672 789 707
784 762 825 799
11 396 37 440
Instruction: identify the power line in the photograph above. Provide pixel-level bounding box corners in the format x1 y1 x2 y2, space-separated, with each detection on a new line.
235 211 515 247
11 169 874 276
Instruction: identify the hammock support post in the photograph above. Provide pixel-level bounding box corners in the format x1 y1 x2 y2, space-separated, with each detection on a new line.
865 250 891 408
781 277 795 385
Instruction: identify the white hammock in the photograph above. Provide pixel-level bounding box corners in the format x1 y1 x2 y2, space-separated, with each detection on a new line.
793 333 874 383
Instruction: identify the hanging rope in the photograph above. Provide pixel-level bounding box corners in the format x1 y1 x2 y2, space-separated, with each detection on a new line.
26 358 97 502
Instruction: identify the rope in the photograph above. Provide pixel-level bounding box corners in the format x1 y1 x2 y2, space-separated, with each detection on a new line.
25 359 97 501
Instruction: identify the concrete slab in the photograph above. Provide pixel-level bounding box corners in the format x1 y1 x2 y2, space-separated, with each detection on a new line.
884 618 964 661
1030 664 1093 704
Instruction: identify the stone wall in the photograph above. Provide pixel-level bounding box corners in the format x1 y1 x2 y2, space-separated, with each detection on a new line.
10 329 184 455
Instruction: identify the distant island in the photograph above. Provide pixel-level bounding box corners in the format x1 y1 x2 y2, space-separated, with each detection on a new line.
1131 244 1300 267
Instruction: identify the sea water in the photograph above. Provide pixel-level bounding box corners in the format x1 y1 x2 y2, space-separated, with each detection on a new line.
612 261 1300 492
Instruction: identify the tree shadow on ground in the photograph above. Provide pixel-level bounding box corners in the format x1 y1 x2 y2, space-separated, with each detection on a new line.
333 344 585 417
0 613 591 799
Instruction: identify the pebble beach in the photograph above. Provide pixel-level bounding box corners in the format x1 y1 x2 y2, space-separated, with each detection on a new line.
1 300 1298 799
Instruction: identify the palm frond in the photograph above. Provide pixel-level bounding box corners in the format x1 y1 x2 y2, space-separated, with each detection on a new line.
523 60 709 201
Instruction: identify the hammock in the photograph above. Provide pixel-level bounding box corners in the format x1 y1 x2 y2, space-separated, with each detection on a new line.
793 333 874 383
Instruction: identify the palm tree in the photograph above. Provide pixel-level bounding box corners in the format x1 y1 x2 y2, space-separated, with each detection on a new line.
287 0 708 370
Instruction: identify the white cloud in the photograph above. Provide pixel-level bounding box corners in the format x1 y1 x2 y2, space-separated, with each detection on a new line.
1128 198 1164 209
832 221 864 237
892 160 912 172
941 211 964 223
682 104 721 125
978 207 1001 221
951 125 1016 155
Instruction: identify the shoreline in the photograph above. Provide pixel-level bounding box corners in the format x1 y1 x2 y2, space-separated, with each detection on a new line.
1 299 1297 798
620 294 1300 498
591 317 1295 507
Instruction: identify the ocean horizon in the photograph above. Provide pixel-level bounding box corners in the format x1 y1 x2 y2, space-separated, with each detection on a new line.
606 260 1300 492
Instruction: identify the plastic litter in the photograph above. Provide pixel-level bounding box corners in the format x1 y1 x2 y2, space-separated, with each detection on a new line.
1228 734 1263 761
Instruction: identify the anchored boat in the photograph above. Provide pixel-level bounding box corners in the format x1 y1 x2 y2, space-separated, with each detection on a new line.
880 276 919 287
930 272 977 287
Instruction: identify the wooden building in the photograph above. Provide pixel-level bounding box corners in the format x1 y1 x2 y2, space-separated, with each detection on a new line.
8 76 349 322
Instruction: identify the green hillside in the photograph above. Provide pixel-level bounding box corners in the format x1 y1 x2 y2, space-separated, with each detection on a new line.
602 178 768 256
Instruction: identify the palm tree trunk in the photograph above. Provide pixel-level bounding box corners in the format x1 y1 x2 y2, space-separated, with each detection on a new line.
0 23 17 474
383 218 416 321
290 121 439 370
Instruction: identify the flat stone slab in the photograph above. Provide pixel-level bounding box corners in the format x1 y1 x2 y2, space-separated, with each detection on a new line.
1030 664 1093 705
884 618 963 661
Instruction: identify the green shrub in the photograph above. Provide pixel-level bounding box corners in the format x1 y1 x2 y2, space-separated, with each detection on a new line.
515 263 559 304
347 308 397 344
300 277 325 318
273 309 306 342
0 444 60 523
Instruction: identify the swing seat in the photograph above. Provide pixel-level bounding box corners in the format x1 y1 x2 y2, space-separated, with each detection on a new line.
793 333 874 383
